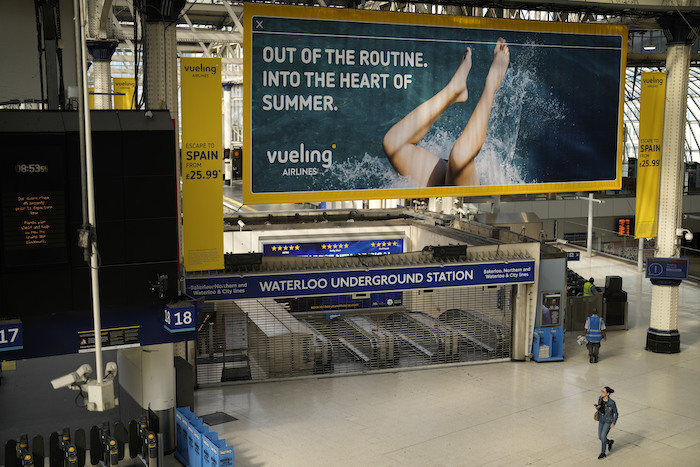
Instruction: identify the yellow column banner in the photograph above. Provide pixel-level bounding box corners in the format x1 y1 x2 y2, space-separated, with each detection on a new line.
635 72 666 239
180 57 224 271
113 78 136 109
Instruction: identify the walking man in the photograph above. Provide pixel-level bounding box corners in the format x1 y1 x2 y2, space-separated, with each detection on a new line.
583 308 606 363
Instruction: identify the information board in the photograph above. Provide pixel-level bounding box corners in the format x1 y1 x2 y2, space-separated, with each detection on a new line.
646 257 689 281
1 145 67 267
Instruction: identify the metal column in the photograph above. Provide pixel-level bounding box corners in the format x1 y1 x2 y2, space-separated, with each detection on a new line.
87 42 118 110
647 15 698 353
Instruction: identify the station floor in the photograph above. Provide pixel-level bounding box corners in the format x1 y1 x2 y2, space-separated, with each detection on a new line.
189 252 700 466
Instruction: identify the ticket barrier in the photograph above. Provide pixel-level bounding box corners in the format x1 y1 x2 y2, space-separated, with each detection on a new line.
175 407 234 467
328 316 399 368
128 417 157 467
383 312 460 362
4 434 34 467
4 417 160 467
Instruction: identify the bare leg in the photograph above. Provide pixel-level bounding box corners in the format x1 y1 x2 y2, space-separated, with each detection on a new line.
446 38 510 186
383 48 472 186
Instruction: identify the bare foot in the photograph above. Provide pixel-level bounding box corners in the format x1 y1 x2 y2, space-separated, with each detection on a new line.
446 47 472 103
486 38 509 91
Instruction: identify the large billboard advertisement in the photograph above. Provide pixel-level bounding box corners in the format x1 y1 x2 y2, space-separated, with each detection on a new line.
244 4 627 204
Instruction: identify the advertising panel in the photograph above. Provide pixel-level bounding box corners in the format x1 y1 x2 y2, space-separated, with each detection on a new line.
635 72 666 239
181 57 224 271
113 77 136 110
244 4 627 204
262 239 403 256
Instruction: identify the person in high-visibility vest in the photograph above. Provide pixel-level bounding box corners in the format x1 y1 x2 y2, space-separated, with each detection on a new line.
583 277 597 296
582 308 606 363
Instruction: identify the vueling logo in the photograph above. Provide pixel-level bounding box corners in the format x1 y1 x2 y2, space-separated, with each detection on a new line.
184 64 217 75
266 143 334 168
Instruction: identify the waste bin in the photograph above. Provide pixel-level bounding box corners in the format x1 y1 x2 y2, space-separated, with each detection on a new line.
603 275 627 329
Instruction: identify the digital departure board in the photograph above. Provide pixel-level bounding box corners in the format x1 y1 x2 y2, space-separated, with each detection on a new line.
1 144 68 267
616 217 633 237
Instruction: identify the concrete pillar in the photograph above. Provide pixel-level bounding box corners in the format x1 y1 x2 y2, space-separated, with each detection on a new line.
87 41 118 110
118 344 176 452
647 15 699 353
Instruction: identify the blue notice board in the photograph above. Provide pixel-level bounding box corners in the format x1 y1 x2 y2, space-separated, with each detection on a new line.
646 258 689 280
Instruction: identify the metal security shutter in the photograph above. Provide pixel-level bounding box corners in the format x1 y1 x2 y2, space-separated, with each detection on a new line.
195 285 514 385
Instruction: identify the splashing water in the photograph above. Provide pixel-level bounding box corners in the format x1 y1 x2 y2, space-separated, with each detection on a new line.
478 43 567 185
418 42 567 186
308 153 418 191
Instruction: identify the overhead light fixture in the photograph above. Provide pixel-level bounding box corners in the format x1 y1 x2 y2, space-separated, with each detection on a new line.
643 32 657 51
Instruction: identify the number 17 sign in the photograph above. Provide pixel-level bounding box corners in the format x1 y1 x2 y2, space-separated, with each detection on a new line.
0 320 23 352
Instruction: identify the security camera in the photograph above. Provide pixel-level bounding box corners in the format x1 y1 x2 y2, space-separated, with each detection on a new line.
50 364 93 389
104 361 118 380
144 110 153 119
237 219 245 227
676 228 694 242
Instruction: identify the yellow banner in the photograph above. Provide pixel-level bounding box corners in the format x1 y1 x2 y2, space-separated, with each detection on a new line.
180 57 224 271
113 78 136 109
635 72 666 239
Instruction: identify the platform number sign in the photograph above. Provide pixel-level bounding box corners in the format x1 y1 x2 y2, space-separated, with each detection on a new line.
0 321 23 352
164 304 196 333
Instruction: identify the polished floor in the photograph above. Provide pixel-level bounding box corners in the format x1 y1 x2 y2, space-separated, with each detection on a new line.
191 252 700 466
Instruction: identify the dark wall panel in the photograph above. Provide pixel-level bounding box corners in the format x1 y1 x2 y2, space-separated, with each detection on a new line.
0 110 185 359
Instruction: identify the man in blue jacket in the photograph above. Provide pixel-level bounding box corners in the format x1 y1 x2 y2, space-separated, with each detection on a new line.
582 308 606 363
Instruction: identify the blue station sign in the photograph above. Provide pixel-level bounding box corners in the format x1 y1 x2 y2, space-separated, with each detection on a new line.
186 260 536 300
646 257 689 281
567 251 581 261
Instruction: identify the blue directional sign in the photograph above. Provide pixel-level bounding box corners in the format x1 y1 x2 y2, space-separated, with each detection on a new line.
186 260 536 301
0 320 23 352
646 258 689 281
567 251 580 261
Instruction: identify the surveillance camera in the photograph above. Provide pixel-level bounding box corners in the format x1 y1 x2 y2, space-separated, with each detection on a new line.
104 361 118 380
51 364 93 389
676 228 693 242
237 219 245 227
145 110 153 119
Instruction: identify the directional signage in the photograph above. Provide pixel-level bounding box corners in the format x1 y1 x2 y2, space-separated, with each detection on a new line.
186 260 536 301
646 257 689 285
567 251 580 261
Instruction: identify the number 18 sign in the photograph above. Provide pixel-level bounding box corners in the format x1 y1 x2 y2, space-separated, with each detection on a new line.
0 320 23 352
164 302 196 333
